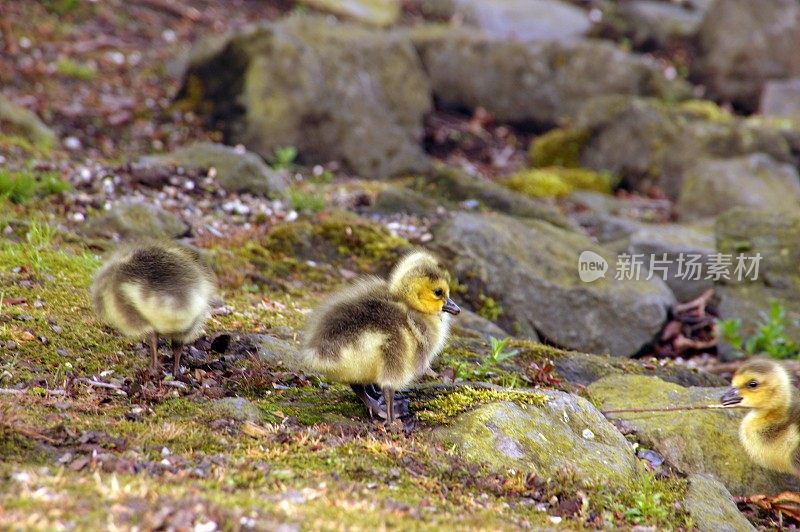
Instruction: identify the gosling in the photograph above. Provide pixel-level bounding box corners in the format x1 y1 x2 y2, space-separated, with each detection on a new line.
301 250 460 423
721 358 800 477
91 240 216 377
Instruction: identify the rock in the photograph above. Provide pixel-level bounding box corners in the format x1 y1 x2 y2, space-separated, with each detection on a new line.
548 349 726 389
418 167 573 228
678 154 800 221
692 0 800 112
435 212 675 356
620 222 717 302
369 186 442 217
232 333 304 370
434 390 639 485
760 77 800 119
302 0 400 27
588 375 800 495
596 0 706 49
714 208 800 337
138 142 287 197
569 96 795 198
181 16 431 178
212 397 262 422
451 308 509 340
0 94 56 151
410 28 685 127
81 201 188 240
684 474 756 532
452 0 590 42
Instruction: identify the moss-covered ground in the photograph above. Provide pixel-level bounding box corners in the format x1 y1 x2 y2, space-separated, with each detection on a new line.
0 198 700 530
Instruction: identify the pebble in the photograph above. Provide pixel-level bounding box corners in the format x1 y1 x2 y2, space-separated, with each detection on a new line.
63 136 82 150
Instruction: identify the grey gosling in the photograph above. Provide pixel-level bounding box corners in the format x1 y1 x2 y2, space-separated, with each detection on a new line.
91 241 216 376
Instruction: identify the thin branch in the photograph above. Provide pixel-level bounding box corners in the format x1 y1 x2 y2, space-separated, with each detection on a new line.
0 387 66 396
78 378 123 391
602 404 742 415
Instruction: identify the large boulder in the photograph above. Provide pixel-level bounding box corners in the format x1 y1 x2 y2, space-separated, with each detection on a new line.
684 474 756 532
596 0 707 49
180 16 431 178
435 212 675 356
410 29 686 127
558 96 795 198
433 390 639 485
0 94 56 151
692 0 800 112
452 0 590 42
138 142 287 197
715 208 800 337
678 154 800 221
588 375 800 496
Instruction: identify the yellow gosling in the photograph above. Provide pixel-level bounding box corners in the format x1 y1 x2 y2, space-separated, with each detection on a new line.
721 358 800 477
301 250 460 423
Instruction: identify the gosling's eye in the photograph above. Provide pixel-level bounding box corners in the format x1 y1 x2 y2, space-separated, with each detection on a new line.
433 288 444 298
747 380 759 389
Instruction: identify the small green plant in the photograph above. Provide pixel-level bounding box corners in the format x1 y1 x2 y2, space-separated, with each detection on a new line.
474 337 520 379
0 170 70 204
56 58 96 81
272 146 298 170
286 188 325 213
621 474 670 525
719 301 799 359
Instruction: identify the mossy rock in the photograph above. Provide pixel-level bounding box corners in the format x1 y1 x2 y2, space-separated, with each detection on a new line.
81 201 188 240
432 390 640 486
414 165 573 228
138 142 287 197
369 185 442 217
588 374 800 496
410 27 688 127
435 211 674 356
0 95 56 152
504 167 615 199
529 128 590 168
568 95 797 198
179 15 431 178
684 474 755 532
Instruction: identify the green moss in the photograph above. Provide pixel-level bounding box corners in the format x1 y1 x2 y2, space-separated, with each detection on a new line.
0 170 71 204
676 99 732 122
55 57 97 81
416 386 547 424
529 128 590 168
505 167 615 198
476 294 502 321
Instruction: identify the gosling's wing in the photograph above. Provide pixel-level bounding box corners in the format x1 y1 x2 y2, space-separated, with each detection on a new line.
303 277 405 357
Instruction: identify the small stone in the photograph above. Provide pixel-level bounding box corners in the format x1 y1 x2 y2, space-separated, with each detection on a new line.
581 428 595 440
63 136 82 150
50 324 62 334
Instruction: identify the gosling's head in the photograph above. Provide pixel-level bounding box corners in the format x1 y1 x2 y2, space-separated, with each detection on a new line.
721 358 794 411
388 250 460 316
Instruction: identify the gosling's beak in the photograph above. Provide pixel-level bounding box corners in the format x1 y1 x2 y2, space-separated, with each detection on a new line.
721 387 743 407
442 297 461 315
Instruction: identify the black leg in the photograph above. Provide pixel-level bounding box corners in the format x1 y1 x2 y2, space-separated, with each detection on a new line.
383 387 395 424
149 331 160 375
351 384 386 419
172 342 183 377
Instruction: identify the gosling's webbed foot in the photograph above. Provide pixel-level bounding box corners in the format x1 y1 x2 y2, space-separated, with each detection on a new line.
351 384 386 420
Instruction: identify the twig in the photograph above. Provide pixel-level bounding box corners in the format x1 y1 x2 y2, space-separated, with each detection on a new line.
78 378 123 391
133 0 202 21
602 404 742 415
0 387 66 396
